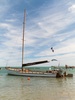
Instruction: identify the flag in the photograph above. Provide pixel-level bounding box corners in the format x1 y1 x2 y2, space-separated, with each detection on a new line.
51 47 54 52
51 59 57 61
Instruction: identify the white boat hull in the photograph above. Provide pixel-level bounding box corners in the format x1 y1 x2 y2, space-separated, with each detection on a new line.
6 69 56 78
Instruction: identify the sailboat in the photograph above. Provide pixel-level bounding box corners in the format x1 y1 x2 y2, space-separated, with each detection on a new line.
6 10 63 78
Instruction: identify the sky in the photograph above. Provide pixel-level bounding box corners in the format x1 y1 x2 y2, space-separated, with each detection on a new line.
0 0 75 67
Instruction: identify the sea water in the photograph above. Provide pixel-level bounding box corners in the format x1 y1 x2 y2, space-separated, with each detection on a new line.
0 67 75 100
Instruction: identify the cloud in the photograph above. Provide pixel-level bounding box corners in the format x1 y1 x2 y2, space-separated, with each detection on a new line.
0 0 75 66
68 4 75 13
0 21 22 65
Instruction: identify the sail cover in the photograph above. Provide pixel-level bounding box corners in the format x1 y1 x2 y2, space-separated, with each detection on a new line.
22 60 49 67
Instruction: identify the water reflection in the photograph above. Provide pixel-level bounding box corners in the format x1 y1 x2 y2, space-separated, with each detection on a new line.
0 75 75 100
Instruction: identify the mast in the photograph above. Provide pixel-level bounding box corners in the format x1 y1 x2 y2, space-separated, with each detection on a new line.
22 9 26 71
21 10 49 69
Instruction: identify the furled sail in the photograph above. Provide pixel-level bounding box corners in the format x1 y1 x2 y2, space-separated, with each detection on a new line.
22 60 49 67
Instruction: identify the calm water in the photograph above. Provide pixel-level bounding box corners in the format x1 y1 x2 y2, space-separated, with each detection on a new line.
0 68 75 100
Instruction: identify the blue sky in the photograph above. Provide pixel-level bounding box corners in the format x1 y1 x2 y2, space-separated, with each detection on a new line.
0 0 75 67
